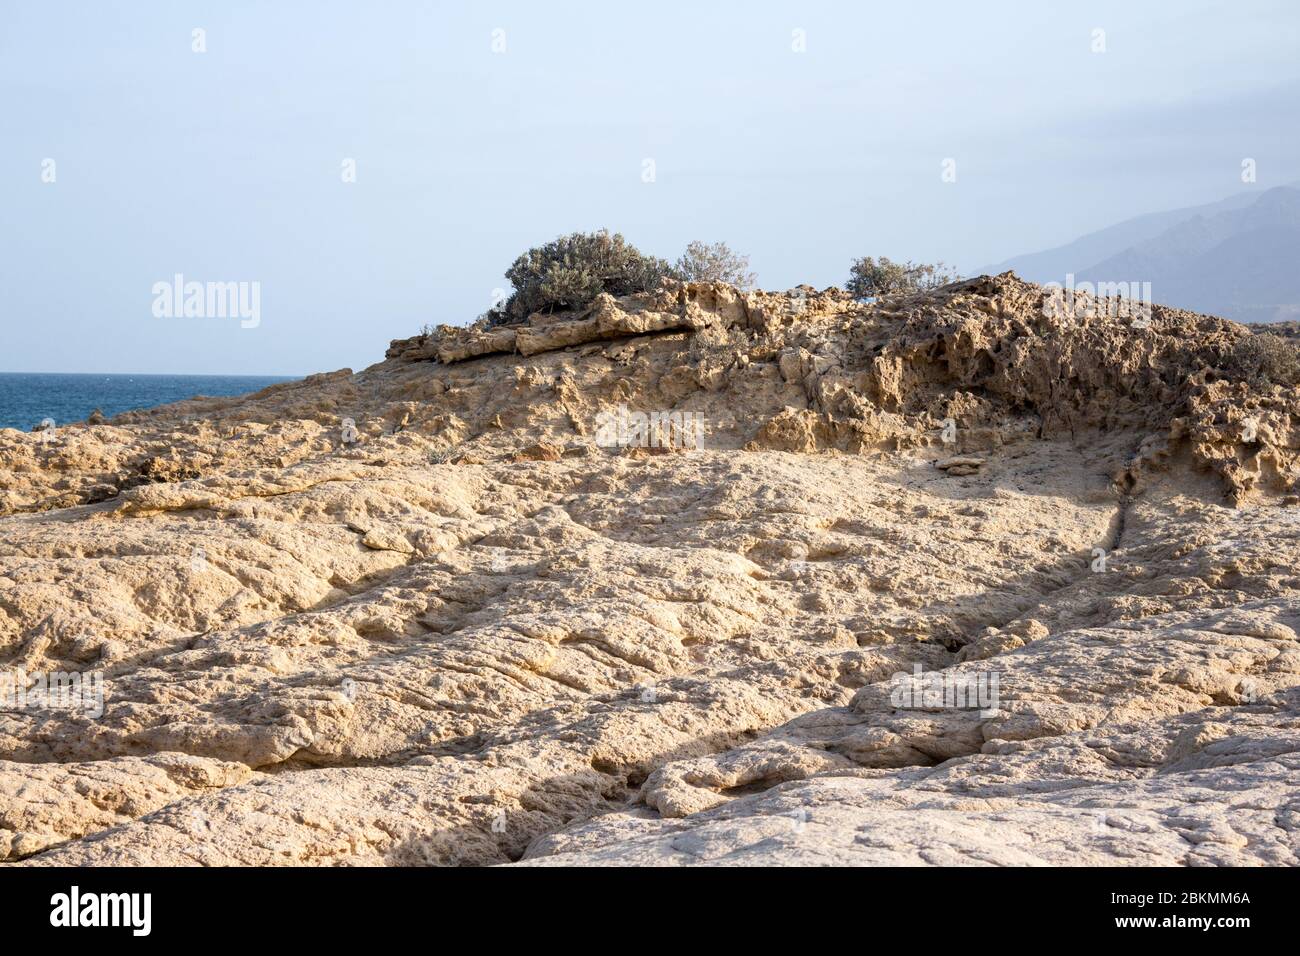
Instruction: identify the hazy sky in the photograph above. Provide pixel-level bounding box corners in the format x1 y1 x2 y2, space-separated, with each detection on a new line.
3 0 1298 375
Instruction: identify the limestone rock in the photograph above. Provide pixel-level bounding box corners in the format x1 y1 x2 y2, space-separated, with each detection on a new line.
4 273 1300 867
936 456 986 476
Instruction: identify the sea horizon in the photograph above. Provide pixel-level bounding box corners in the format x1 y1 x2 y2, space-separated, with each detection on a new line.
0 369 302 378
0 371 299 432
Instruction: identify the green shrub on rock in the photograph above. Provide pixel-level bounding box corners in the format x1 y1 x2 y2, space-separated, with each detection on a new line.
495 230 675 325
846 256 959 299
674 240 756 288
1226 332 1300 387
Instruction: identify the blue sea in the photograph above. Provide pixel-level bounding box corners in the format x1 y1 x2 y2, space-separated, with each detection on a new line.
0 373 297 432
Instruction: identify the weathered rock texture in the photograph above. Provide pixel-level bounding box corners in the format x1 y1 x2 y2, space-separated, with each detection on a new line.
1 274 1298 866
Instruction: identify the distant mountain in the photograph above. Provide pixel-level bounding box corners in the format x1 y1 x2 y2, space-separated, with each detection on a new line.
982 184 1300 323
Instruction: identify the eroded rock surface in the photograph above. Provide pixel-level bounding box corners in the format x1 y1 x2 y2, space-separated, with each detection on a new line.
2 275 1297 866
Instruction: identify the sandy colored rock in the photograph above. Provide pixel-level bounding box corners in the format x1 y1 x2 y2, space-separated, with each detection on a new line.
3 274 1299 866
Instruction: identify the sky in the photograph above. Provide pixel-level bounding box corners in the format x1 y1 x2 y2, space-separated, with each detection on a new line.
2 0 1298 375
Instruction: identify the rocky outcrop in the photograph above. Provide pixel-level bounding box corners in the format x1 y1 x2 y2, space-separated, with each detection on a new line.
2 273 1299 866
385 281 845 364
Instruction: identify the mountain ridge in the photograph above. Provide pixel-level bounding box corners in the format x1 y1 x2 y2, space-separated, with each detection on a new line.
981 183 1300 323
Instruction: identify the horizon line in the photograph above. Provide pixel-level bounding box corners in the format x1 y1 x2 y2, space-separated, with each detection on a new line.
0 370 306 379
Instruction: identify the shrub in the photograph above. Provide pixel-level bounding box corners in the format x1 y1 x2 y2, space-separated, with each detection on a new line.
846 256 959 299
1225 332 1300 387
674 240 756 288
495 230 675 324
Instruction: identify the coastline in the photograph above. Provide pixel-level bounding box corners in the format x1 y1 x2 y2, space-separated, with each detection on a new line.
0 372 298 432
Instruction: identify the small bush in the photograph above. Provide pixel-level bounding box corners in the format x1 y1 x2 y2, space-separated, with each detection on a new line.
495 230 675 324
674 240 756 288
1225 332 1300 387
847 256 959 299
